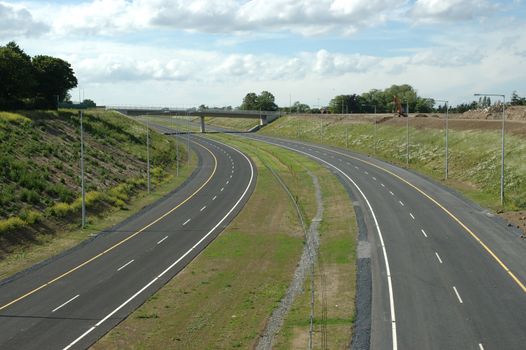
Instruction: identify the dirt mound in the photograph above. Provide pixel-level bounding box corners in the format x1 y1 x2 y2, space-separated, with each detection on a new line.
461 106 526 121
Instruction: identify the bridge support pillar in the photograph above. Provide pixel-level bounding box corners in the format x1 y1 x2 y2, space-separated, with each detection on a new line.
259 115 267 126
200 116 205 133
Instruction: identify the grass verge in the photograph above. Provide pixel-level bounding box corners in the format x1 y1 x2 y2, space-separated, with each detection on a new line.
260 115 526 212
94 134 357 349
0 141 197 281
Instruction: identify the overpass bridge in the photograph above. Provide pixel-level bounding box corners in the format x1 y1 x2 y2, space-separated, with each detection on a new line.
107 106 281 132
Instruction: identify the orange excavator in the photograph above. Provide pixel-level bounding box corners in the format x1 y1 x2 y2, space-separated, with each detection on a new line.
393 96 407 117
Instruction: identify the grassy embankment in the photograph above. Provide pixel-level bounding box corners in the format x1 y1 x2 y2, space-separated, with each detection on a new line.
0 109 195 279
95 134 357 349
254 115 526 212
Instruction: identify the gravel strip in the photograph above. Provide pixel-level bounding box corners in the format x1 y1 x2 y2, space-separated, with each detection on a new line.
256 170 324 350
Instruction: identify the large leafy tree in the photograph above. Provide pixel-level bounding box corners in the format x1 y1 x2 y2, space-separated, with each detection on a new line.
240 92 258 110
240 91 278 111
329 94 362 114
256 90 278 111
0 42 35 107
32 55 78 107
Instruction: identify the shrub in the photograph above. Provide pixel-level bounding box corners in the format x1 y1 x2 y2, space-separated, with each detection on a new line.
49 202 75 218
20 189 40 204
19 210 42 225
0 216 27 236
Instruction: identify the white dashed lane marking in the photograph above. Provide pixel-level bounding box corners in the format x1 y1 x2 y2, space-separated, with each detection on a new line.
435 252 443 264
183 219 191 226
52 294 80 313
453 286 463 304
157 236 168 245
421 229 428 238
117 259 135 272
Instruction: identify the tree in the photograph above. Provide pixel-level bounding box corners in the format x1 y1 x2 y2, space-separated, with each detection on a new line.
329 94 362 114
511 91 526 106
256 91 278 111
0 42 36 108
415 97 434 113
32 55 77 108
82 99 96 108
240 91 278 111
240 92 258 110
292 101 310 113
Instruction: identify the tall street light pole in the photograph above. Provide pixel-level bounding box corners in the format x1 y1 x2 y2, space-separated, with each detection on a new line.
406 100 409 167
146 115 150 194
432 99 449 180
79 111 86 229
361 104 377 154
474 93 506 206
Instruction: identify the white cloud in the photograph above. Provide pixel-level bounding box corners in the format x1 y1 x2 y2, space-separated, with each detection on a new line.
411 0 497 23
0 2 49 39
14 0 404 37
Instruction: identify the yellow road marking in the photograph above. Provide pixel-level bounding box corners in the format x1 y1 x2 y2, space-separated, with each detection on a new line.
338 150 526 294
0 141 218 311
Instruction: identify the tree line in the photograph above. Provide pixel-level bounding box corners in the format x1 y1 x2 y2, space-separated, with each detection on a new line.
0 42 78 110
240 85 526 114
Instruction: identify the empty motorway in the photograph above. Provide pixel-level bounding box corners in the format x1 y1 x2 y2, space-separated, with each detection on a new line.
167 118 526 349
0 135 255 349
243 133 526 349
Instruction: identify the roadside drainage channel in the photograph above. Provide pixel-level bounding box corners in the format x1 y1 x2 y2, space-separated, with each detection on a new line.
256 163 323 350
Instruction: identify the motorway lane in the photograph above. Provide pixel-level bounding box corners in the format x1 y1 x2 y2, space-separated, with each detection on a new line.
0 135 256 349
241 135 526 350
176 116 525 350
144 119 526 348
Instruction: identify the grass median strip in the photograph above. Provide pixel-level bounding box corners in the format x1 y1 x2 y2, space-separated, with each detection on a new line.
0 145 197 280
94 134 358 349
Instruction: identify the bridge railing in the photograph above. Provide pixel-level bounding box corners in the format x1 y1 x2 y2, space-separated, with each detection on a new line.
107 106 281 116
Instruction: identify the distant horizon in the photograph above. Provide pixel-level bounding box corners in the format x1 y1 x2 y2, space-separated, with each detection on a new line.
2 0 525 107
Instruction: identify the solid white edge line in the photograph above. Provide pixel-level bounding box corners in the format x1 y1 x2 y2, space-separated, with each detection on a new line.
52 294 80 313
182 219 191 226
249 139 398 350
421 229 428 238
435 252 443 264
63 138 255 350
117 259 135 272
453 286 463 304
157 236 168 245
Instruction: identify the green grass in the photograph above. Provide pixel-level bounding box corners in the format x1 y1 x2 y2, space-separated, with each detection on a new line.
261 115 526 211
95 134 357 349
273 152 357 349
0 108 194 277
0 151 198 280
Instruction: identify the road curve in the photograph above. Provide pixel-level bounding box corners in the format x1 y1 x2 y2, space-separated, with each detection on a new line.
174 113 525 350
0 135 256 349
238 133 526 350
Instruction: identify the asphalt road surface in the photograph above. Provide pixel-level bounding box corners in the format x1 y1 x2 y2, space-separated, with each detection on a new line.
170 119 526 350
244 133 526 350
0 134 256 349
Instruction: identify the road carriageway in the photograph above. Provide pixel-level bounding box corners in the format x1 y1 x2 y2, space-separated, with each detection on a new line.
0 135 256 349
164 118 526 350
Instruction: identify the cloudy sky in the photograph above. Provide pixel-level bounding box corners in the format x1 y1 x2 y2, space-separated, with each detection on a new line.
1 0 525 107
